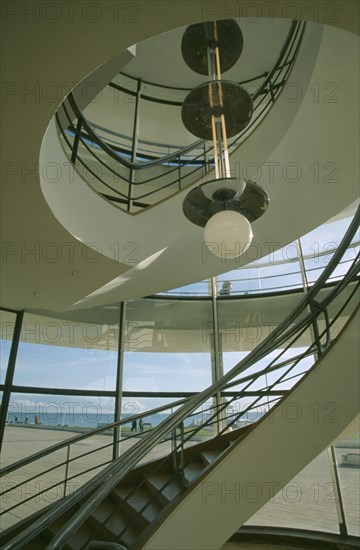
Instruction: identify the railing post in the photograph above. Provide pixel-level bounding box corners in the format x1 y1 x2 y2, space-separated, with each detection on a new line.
268 79 275 103
128 78 142 212
178 156 182 190
179 421 184 471
203 143 210 174
210 277 225 435
113 302 127 460
63 444 71 498
172 422 185 488
0 309 24 453
296 239 323 358
71 117 83 165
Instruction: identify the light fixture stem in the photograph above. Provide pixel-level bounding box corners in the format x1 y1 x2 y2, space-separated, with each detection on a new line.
220 113 231 177
211 115 220 179
207 21 230 182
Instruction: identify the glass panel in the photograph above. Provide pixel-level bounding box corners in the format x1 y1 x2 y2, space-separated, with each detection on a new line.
300 216 351 258
217 267 261 295
158 280 211 296
13 311 119 390
123 299 213 392
5 393 115 444
334 430 360 536
0 309 17 385
217 294 304 356
246 449 340 533
300 215 357 287
2 393 115 531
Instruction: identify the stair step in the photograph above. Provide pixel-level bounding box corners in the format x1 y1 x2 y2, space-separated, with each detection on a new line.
183 460 204 483
145 472 183 505
113 484 163 524
49 520 95 550
90 498 138 537
112 488 149 530
87 499 142 548
200 450 221 466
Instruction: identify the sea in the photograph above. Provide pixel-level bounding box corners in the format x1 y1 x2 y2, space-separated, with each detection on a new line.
6 410 262 430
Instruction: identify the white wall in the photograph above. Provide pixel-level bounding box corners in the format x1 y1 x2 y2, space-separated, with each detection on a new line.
144 309 360 549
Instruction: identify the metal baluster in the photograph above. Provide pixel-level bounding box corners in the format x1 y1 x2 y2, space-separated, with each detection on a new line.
71 117 83 165
63 444 71 498
128 79 142 212
178 156 182 190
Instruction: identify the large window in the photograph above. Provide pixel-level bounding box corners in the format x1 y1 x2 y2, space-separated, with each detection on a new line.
13 312 119 391
0 207 358 539
123 299 213 396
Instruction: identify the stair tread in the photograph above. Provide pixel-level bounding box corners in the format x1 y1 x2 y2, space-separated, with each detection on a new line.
146 473 182 502
113 484 163 522
90 506 141 546
183 460 205 482
201 450 221 463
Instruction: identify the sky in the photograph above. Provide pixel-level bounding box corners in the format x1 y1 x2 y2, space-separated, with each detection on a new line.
1 214 358 417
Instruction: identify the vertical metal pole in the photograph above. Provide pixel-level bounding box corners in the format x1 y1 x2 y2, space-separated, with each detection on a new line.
210 277 224 434
71 117 83 165
268 80 275 103
296 238 309 290
0 310 24 453
296 239 319 358
128 79 142 213
203 143 210 174
327 446 348 536
206 21 230 183
63 445 71 498
178 156 182 191
113 302 127 460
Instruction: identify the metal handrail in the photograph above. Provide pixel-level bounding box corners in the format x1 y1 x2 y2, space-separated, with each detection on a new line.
0 397 188 478
0 349 305 499
157 242 360 296
4 207 358 550
55 20 305 207
0 343 318 484
73 265 360 550
42 211 360 550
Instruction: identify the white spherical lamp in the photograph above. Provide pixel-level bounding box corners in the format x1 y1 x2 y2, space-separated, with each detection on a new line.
204 210 253 259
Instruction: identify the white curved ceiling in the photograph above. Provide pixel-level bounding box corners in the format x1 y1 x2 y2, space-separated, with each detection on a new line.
1 1 359 313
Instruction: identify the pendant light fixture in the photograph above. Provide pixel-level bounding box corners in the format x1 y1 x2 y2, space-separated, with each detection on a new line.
181 20 269 259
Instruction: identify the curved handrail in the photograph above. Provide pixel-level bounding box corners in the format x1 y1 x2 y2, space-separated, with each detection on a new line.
63 93 204 172
157 242 360 297
48 235 360 550
56 20 304 173
3 207 358 550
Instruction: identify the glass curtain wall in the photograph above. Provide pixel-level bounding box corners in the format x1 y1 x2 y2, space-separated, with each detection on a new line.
0 210 358 536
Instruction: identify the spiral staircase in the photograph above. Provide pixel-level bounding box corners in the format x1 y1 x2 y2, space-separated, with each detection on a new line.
1 211 359 549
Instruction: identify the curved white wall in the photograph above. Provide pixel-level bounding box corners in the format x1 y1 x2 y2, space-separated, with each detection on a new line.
144 309 360 549
40 23 359 307
2 0 359 311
